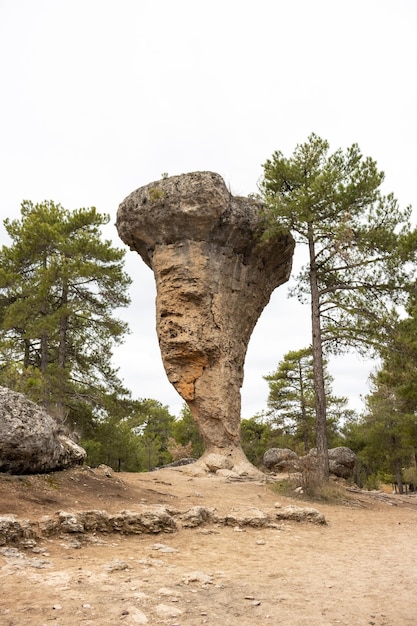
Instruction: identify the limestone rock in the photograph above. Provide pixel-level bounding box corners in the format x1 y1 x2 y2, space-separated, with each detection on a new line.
0 515 37 546
0 386 86 474
110 507 177 534
328 446 356 479
117 172 294 473
0 501 329 546
274 505 326 525
180 506 215 528
263 446 357 479
204 453 234 472
263 448 299 471
307 447 356 479
224 507 270 528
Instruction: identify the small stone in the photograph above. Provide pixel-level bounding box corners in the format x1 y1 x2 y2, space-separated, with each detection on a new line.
256 539 266 545
53 604 62 610
122 606 148 623
157 587 182 599
155 603 183 618
152 543 178 553
106 559 130 572
182 571 213 585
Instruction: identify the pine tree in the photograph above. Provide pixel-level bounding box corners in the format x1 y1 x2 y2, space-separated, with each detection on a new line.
260 134 416 478
0 200 132 427
264 348 350 452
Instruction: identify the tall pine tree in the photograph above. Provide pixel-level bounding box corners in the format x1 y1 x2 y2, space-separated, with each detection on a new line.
0 200 132 427
260 134 416 478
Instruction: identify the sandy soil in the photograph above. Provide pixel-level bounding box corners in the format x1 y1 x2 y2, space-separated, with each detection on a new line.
0 465 416 626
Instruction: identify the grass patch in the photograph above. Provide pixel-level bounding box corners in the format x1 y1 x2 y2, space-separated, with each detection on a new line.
269 471 352 505
45 474 59 489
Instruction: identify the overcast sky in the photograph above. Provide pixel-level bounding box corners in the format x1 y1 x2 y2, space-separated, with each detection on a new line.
1 0 416 418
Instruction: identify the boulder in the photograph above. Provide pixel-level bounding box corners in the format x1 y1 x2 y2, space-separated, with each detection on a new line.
117 172 294 475
328 446 356 479
224 506 270 528
305 446 356 479
0 386 86 474
263 448 299 471
274 505 326 525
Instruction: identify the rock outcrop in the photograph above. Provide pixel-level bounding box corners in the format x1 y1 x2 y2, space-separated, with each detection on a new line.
0 503 326 546
305 447 357 479
328 447 357 479
0 386 86 474
263 446 357 479
263 448 299 471
117 172 294 475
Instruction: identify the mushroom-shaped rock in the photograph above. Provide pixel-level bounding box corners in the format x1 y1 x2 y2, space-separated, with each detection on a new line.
117 172 294 475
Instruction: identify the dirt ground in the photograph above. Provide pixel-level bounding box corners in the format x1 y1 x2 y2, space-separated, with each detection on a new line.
0 465 416 626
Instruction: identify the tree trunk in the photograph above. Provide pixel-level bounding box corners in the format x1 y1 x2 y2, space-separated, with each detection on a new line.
23 339 30 369
298 358 309 452
58 279 69 370
308 225 329 480
40 254 49 375
394 458 404 494
40 327 48 373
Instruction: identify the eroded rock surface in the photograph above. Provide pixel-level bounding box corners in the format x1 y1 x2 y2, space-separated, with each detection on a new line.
0 503 326 546
263 446 357 479
0 386 86 474
117 172 294 473
263 448 299 472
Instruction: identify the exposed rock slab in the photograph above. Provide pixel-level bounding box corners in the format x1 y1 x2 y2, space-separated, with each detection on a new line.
117 172 294 473
0 386 86 474
0 503 326 546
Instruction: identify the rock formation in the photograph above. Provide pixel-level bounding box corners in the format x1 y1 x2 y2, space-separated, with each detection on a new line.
263 448 299 472
327 447 357 479
0 386 86 474
0 502 326 547
263 446 357 479
117 172 294 475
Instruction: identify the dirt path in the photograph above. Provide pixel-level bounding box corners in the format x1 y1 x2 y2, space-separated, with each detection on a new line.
1 466 416 625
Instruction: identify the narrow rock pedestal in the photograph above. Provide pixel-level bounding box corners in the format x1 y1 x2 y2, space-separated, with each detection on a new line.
117 172 294 475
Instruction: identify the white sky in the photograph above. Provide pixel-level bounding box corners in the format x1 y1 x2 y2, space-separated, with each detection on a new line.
0 0 416 418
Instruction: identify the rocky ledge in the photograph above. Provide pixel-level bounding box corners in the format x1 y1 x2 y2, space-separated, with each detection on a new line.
0 504 326 547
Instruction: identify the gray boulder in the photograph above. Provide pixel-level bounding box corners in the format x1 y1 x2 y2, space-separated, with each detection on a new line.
263 448 299 471
328 446 356 478
0 386 86 474
306 446 356 478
